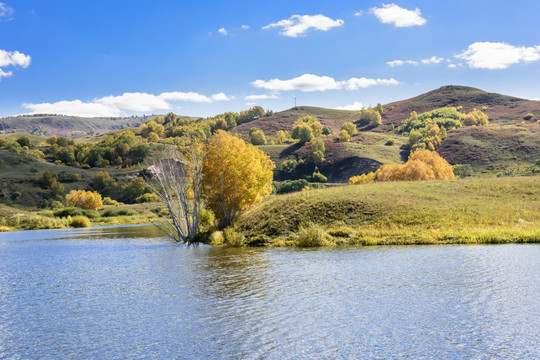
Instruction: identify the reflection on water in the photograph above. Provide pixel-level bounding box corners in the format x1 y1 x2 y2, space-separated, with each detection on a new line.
0 225 539 359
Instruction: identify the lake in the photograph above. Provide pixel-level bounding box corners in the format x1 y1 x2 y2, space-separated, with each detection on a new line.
0 225 539 359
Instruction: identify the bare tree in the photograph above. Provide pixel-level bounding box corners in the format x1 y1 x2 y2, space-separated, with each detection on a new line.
146 144 204 244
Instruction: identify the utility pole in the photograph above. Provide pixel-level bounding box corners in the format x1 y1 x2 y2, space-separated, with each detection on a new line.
294 97 297 109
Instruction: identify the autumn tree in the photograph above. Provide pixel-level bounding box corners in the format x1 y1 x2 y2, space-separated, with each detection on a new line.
249 127 267 145
292 115 322 142
338 129 351 142
308 138 325 164
66 190 103 210
360 109 382 126
341 122 358 136
373 150 454 182
203 130 275 227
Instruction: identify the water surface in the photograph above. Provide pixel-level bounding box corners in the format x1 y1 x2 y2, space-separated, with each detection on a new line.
1 225 539 359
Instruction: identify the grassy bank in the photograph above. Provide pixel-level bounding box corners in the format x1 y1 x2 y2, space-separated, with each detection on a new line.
234 176 540 246
0 202 158 232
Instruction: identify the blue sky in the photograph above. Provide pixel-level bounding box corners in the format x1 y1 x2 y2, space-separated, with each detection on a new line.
1 0 540 117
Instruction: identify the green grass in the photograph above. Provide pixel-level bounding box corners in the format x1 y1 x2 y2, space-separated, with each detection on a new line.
235 176 540 246
344 131 408 164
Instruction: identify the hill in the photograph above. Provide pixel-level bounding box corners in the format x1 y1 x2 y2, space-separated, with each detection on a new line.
235 86 540 136
235 176 540 245
381 85 540 127
0 114 151 138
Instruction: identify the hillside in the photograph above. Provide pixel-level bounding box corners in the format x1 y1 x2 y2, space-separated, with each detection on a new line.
235 86 540 136
0 114 151 138
381 85 540 127
235 176 540 245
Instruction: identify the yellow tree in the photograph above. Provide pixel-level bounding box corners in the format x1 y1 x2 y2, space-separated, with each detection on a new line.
203 130 275 227
66 190 103 210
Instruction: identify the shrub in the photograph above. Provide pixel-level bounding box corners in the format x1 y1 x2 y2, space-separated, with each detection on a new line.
209 231 224 246
100 208 136 217
102 197 121 206
70 216 91 228
348 172 376 184
338 130 351 142
322 126 333 135
0 226 10 232
249 128 267 145
328 226 353 237
360 109 382 126
66 190 103 210
385 138 396 146
199 208 215 231
54 207 83 218
50 200 63 210
281 159 298 174
278 179 310 194
374 150 454 182
292 223 332 247
311 171 327 183
223 227 245 247
57 171 82 183
37 199 49 209
341 122 358 136
523 113 534 120
81 210 100 219
136 193 160 203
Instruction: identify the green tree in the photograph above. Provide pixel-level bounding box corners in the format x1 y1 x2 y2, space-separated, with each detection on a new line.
249 128 267 145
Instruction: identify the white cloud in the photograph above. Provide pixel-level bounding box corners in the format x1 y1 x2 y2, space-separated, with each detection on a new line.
22 90 232 117
336 101 364 110
387 56 444 67
0 49 31 80
263 14 344 37
448 64 457 69
244 94 278 100
387 59 418 67
251 74 400 92
456 41 540 69
354 11 363 16
370 3 426 27
421 56 443 64
0 3 14 20
241 25 250 29
218 27 228 35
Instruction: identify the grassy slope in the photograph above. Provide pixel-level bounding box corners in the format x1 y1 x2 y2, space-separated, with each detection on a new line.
439 123 540 176
236 177 540 244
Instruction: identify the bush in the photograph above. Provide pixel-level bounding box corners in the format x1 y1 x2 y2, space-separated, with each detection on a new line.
66 190 103 210
322 126 333 135
278 179 310 194
199 208 215 231
338 130 351 142
341 122 358 136
136 193 160 203
50 200 63 210
523 113 534 120
100 208 136 217
223 227 245 247
54 207 83 218
71 216 91 228
348 172 376 184
311 171 327 183
57 171 82 183
292 223 332 247
280 159 298 174
385 138 396 146
102 197 121 206
328 226 353 237
81 210 100 219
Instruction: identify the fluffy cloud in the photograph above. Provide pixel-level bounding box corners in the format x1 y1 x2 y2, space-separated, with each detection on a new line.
23 91 231 117
336 101 364 110
354 11 363 17
218 27 228 35
456 41 540 69
370 3 426 27
241 25 250 29
0 49 31 79
0 3 13 20
251 74 399 92
244 94 278 100
263 14 344 37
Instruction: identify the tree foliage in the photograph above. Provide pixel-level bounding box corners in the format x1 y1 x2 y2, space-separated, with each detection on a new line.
203 130 275 227
338 129 351 142
360 109 382 126
341 122 358 136
65 190 103 210
249 127 267 145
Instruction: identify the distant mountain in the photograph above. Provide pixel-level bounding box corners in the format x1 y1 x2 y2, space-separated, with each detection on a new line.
235 85 540 135
0 114 152 138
